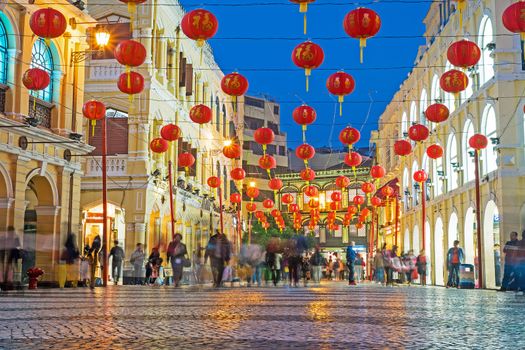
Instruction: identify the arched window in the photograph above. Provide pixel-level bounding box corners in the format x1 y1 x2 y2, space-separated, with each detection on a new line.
410 101 417 125
478 16 495 86
444 62 455 114
30 39 54 102
446 133 459 190
412 160 419 205
0 20 8 84
403 167 410 209
422 153 431 200
401 112 408 137
430 75 441 103
482 105 498 174
420 89 428 126
433 145 444 197
463 120 475 182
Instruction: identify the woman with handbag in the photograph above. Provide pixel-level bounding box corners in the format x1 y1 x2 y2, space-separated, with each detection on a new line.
167 233 187 287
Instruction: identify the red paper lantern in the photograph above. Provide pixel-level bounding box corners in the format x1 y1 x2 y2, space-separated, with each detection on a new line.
295 144 316 160
230 167 246 181
271 209 281 218
246 187 260 199
223 143 241 159
356 223 364 230
300 168 316 182
361 182 375 194
447 40 481 69
268 178 283 191
160 124 182 141
370 165 385 179
254 127 275 145
502 2 525 41
309 199 320 208
413 170 428 183
83 100 106 135
426 144 444 159
331 191 342 202
347 205 358 215
255 210 265 220
150 138 169 153
289 204 300 213
230 193 242 204
344 151 362 167
291 41 324 91
326 71 356 115
440 70 468 94
221 72 249 97
246 202 257 212
394 140 412 156
360 208 370 217
117 71 144 95
469 134 488 150
22 68 50 91
190 104 213 124
408 124 430 143
29 8 67 40
329 202 340 211
282 193 295 204
180 9 219 46
263 199 275 209
371 196 382 207
259 155 277 170
178 152 196 168
207 176 221 188
335 176 351 189
292 105 317 129
381 186 394 198
304 185 319 197
343 7 381 63
339 127 361 147
353 195 365 206
425 103 449 123
114 40 147 67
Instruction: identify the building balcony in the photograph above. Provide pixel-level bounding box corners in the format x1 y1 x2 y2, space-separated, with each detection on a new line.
88 59 124 82
85 155 128 177
28 97 53 129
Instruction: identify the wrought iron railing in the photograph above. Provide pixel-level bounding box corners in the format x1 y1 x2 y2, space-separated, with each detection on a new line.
0 84 7 114
28 97 53 128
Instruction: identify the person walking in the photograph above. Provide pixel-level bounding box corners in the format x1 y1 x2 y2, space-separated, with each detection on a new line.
146 247 162 286
374 249 385 285
88 234 101 289
310 246 324 285
385 245 398 286
354 254 363 283
62 232 80 287
346 241 357 285
167 233 187 287
333 253 340 281
515 231 525 294
108 240 125 285
130 243 145 285
266 249 282 287
416 250 428 286
500 232 518 292
446 240 464 288
405 250 417 285
205 230 231 288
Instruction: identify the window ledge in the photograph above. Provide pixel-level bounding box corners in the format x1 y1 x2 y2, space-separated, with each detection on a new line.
29 96 55 109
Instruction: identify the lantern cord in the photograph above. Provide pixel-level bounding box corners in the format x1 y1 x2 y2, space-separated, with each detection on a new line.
338 95 344 116
305 68 311 92
128 4 136 33
302 125 306 143
91 120 96 137
126 68 131 89
262 144 267 156
458 1 465 29
359 38 367 64
304 13 307 35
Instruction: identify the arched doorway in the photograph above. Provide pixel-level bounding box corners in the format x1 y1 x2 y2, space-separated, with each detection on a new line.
464 208 476 265
412 225 420 254
434 218 445 286
403 228 410 252
448 212 459 250
483 200 500 289
425 221 432 285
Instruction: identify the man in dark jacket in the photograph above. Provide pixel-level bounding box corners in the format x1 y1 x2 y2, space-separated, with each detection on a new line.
310 246 324 284
109 240 125 285
205 230 231 288
346 241 357 285
500 232 519 291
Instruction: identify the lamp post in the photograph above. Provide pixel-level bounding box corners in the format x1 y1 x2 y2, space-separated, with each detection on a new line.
71 26 110 286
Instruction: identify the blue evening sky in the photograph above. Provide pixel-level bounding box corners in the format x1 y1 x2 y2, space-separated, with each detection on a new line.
181 1 430 149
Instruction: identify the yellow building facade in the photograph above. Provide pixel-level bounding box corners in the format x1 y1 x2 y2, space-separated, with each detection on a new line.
80 1 243 274
373 0 525 288
0 1 97 285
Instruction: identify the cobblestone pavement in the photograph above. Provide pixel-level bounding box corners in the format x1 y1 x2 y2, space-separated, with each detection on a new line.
0 282 524 349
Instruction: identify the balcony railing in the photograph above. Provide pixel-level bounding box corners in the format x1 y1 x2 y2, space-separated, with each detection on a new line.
28 97 53 128
86 156 128 176
89 60 124 81
0 84 8 114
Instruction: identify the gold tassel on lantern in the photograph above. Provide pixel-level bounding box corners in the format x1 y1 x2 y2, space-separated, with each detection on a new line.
91 120 96 137
305 68 311 92
359 38 367 64
302 125 307 143
457 0 466 29
338 95 344 116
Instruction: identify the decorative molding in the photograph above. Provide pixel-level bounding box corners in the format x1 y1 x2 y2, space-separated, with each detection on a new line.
34 205 61 216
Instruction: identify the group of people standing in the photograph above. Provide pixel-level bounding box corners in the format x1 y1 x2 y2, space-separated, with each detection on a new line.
369 244 428 286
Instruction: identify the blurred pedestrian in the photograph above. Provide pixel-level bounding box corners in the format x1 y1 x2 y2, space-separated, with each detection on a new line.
500 232 518 291
416 249 428 286
88 234 101 289
62 233 80 287
167 233 187 287
405 250 416 285
146 247 162 286
266 248 282 287
516 231 525 294
333 253 340 281
446 240 464 288
354 253 364 283
310 246 324 284
374 249 385 285
109 240 125 285
130 243 145 285
205 229 231 288
385 245 398 286
346 241 357 285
